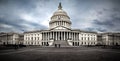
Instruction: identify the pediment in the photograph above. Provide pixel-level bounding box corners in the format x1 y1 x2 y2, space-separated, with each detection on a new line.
50 26 71 30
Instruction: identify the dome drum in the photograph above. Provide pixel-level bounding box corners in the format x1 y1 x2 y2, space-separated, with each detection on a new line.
49 20 71 24
51 15 70 20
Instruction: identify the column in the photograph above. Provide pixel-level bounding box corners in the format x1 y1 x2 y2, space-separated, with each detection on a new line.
68 32 70 39
65 21 66 26
73 32 75 40
53 32 56 40
56 32 57 40
65 32 66 40
62 31 64 40
47 32 48 40
50 32 52 39
58 32 60 40
43 33 44 41
68 32 69 39
63 32 65 40
61 31 63 40
56 32 58 40
70 32 71 40
76 33 77 41
46 32 48 41
78 33 79 41
61 21 62 25
57 32 59 40
67 32 68 40
59 32 61 40
66 32 67 40
62 32 64 40
46 33 47 41
60 21 61 25
65 22 66 26
64 22 65 26
53 32 54 40
75 33 76 41
72 32 74 40
72 32 74 41
69 32 71 39
43 32 44 41
71 32 73 41
48 32 50 41
45 33 46 41
57 32 60 40
42 33 43 40
71 32 72 40
58 21 59 25
75 33 77 40
76 33 78 41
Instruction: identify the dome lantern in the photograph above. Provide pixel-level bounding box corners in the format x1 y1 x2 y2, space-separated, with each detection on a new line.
58 2 62 10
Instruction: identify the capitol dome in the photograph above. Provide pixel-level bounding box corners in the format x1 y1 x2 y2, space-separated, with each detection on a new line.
49 3 71 30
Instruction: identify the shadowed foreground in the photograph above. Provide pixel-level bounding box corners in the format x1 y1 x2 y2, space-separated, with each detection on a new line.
0 47 120 61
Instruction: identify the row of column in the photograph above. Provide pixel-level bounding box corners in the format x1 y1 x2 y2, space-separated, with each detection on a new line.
50 21 71 29
56 21 70 26
42 31 79 41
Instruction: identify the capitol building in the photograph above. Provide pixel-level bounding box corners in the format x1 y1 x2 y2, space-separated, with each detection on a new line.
0 3 120 47
23 3 97 47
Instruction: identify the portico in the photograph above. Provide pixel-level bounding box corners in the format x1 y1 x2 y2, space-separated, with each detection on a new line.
42 31 79 41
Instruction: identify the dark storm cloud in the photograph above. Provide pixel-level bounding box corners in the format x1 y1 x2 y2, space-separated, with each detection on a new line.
92 7 120 32
0 0 48 32
0 0 120 32
94 19 114 27
0 17 47 32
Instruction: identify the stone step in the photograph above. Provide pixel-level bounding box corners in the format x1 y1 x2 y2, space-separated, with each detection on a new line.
52 40 71 47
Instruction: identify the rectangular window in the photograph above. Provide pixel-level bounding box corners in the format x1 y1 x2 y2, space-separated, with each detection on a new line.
81 37 83 40
31 37 33 40
38 37 39 40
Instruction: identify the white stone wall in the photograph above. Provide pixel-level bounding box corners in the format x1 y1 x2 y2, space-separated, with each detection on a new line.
79 32 97 45
102 34 120 45
24 32 42 45
12 34 19 44
0 33 20 45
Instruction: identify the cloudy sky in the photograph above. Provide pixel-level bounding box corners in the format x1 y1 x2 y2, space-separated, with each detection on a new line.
0 0 120 33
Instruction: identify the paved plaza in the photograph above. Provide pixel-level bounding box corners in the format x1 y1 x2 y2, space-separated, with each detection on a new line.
0 47 120 61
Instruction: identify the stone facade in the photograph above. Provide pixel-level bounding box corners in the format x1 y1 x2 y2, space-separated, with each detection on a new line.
0 32 23 45
98 33 120 46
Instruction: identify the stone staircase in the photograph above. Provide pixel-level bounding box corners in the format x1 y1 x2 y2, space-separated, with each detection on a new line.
52 40 70 47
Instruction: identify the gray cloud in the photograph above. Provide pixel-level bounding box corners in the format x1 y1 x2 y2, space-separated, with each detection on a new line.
0 0 120 33
91 7 120 32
